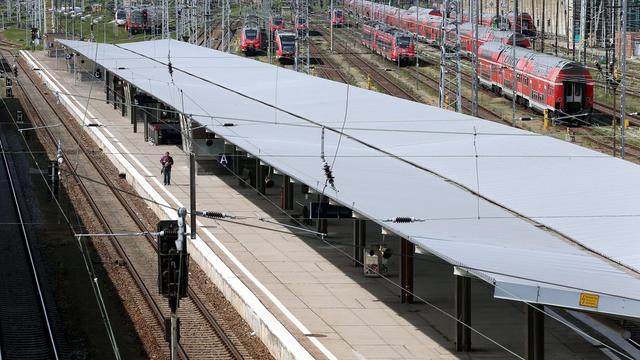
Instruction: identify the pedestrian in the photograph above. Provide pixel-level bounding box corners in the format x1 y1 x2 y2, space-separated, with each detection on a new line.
160 151 174 185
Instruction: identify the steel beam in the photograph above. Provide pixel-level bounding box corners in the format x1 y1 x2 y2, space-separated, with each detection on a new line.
316 196 328 235
256 161 266 195
526 304 544 360
105 71 110 103
282 175 294 210
128 85 137 133
353 219 366 267
400 238 414 303
455 275 472 352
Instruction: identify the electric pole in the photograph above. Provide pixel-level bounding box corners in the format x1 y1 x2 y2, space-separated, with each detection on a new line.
471 0 479 116
439 0 462 112
620 0 627 159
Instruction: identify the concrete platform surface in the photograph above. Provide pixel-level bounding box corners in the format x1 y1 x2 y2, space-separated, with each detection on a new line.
25 50 609 360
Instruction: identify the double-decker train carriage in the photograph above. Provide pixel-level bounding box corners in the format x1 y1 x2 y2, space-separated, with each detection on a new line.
455 22 532 56
275 30 296 61
478 42 593 122
126 6 161 34
505 12 536 37
345 0 531 51
361 21 416 64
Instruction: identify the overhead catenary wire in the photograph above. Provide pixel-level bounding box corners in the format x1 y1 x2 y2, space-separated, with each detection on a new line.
53 31 640 354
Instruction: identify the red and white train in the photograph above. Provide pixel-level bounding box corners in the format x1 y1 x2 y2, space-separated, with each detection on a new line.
478 42 593 120
240 24 262 54
330 8 346 26
345 0 534 49
275 30 296 61
269 15 286 33
240 14 262 55
361 22 416 64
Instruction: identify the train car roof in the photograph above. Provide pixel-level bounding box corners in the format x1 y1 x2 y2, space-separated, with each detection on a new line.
60 39 640 319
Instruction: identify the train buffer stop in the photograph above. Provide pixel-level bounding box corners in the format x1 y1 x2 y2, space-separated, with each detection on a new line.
20 38 640 359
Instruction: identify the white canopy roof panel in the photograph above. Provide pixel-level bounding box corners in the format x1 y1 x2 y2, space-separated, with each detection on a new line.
58 39 640 318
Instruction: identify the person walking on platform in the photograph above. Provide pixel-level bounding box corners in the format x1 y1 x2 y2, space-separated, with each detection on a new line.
160 152 174 185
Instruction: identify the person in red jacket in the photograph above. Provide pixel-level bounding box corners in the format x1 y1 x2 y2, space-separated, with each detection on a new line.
160 152 174 185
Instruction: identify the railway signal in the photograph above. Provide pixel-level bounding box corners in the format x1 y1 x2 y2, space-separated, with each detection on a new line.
157 207 189 360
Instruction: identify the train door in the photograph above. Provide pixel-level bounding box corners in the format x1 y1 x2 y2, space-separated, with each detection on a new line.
563 81 585 113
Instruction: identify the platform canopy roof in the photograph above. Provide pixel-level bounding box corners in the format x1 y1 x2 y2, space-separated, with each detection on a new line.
58 39 640 318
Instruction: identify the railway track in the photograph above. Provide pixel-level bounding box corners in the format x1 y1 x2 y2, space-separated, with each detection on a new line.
312 25 417 101
6 48 247 360
0 125 59 359
308 38 349 82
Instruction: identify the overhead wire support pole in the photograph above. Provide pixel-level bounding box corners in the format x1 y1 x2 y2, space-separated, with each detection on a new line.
580 0 587 63
620 0 627 159
511 0 518 127
471 0 479 117
438 1 448 108
454 1 462 113
330 0 334 52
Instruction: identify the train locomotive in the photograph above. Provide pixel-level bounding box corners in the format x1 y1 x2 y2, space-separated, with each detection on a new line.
478 42 593 122
361 21 416 64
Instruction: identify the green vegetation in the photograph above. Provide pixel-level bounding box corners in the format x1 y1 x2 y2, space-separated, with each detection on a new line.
2 27 29 46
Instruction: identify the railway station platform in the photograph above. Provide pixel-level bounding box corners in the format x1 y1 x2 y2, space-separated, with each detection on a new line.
22 48 618 360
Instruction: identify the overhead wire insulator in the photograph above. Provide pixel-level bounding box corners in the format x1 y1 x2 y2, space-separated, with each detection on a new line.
196 210 235 219
322 160 336 190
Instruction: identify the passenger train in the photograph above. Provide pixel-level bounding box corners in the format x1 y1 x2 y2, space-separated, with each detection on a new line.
346 0 592 121
478 42 593 121
240 14 263 55
126 6 161 34
275 30 296 61
115 7 127 26
361 21 416 64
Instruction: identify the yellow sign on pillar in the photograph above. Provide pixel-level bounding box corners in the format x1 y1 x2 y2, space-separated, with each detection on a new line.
543 109 549 130
579 292 600 308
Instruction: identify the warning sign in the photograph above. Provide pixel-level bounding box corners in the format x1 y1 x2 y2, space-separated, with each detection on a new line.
579 293 600 308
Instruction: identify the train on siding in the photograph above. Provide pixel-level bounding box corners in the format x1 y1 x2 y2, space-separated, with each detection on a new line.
126 6 161 34
115 7 127 26
330 8 346 27
269 15 286 33
478 42 593 121
346 0 592 122
275 30 296 61
361 21 416 65
240 14 263 55
345 0 533 49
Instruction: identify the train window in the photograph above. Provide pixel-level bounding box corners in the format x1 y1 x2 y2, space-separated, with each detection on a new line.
574 85 582 96
397 36 412 48
245 29 257 39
